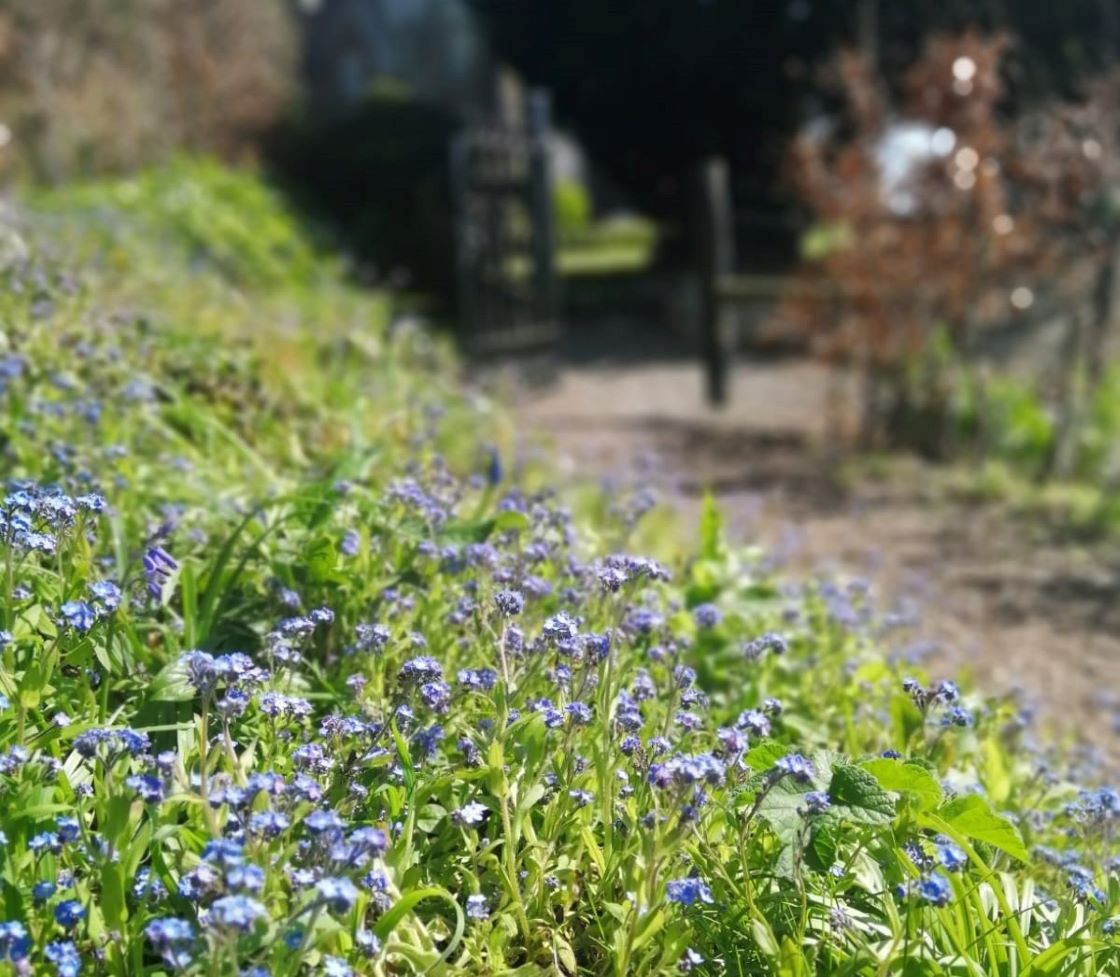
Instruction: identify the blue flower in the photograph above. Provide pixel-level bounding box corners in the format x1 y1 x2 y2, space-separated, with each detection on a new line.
678 948 705 973
465 893 490 920
1068 866 1106 904
249 810 290 838
942 707 973 728
773 754 814 784
934 838 968 872
494 589 525 616
145 917 195 968
452 802 489 827
44 940 81 977
143 546 177 600
737 709 771 737
566 702 593 725
89 580 121 612
201 839 244 867
207 895 267 931
54 899 85 928
126 773 164 804
356 929 382 957
801 791 831 816
692 603 722 630
399 657 443 684
315 877 359 913
57 817 80 843
666 877 713 907
33 880 56 903
323 956 353 977
227 864 265 894
457 667 498 691
0 920 29 961
917 872 953 907
60 601 95 633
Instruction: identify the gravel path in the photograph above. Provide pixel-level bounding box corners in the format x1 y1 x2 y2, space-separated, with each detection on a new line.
515 357 1120 769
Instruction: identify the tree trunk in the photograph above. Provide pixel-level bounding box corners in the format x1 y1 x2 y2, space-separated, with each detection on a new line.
1040 310 1086 482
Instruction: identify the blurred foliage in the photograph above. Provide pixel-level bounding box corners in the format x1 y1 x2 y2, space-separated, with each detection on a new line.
470 0 1120 227
0 0 296 182
557 214 658 277
13 158 404 424
27 157 324 289
553 179 592 237
270 94 457 297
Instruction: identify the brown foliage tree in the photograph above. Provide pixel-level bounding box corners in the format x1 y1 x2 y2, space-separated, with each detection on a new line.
0 0 296 182
781 31 1120 454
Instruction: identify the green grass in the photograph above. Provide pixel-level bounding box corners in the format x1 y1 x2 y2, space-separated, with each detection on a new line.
0 159 1113 977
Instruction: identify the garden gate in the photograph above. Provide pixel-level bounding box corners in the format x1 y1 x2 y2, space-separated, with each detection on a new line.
450 89 559 357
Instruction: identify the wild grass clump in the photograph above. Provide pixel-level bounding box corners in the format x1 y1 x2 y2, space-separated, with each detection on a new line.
0 162 1115 977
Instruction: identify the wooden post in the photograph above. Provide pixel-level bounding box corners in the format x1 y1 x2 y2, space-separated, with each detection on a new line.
528 89 557 341
696 156 737 406
857 0 879 72
449 131 476 350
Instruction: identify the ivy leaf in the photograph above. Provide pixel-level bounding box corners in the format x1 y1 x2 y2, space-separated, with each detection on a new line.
861 757 944 813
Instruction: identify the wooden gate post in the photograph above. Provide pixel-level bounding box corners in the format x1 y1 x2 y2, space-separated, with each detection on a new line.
527 89 557 339
696 156 737 406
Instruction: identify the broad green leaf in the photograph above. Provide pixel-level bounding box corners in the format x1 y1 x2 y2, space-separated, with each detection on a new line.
439 517 500 543
827 763 894 824
862 757 943 813
928 795 1029 863
744 740 791 779
983 737 1012 804
889 694 924 752
148 658 196 702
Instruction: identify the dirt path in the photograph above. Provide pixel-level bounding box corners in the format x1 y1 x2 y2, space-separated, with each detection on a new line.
515 358 1120 770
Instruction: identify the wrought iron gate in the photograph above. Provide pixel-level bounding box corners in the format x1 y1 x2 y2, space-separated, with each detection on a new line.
450 90 559 356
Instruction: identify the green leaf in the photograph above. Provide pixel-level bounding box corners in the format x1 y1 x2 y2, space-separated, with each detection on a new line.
744 740 791 778
305 536 338 583
805 820 838 872
415 804 447 834
148 658 196 703
492 510 530 535
100 863 128 930
827 764 894 824
373 886 464 958
862 758 943 813
439 518 499 543
757 773 829 878
889 694 924 752
983 737 1012 805
698 492 726 562
930 795 1029 863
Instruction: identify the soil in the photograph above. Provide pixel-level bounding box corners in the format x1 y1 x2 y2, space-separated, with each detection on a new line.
513 356 1120 771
